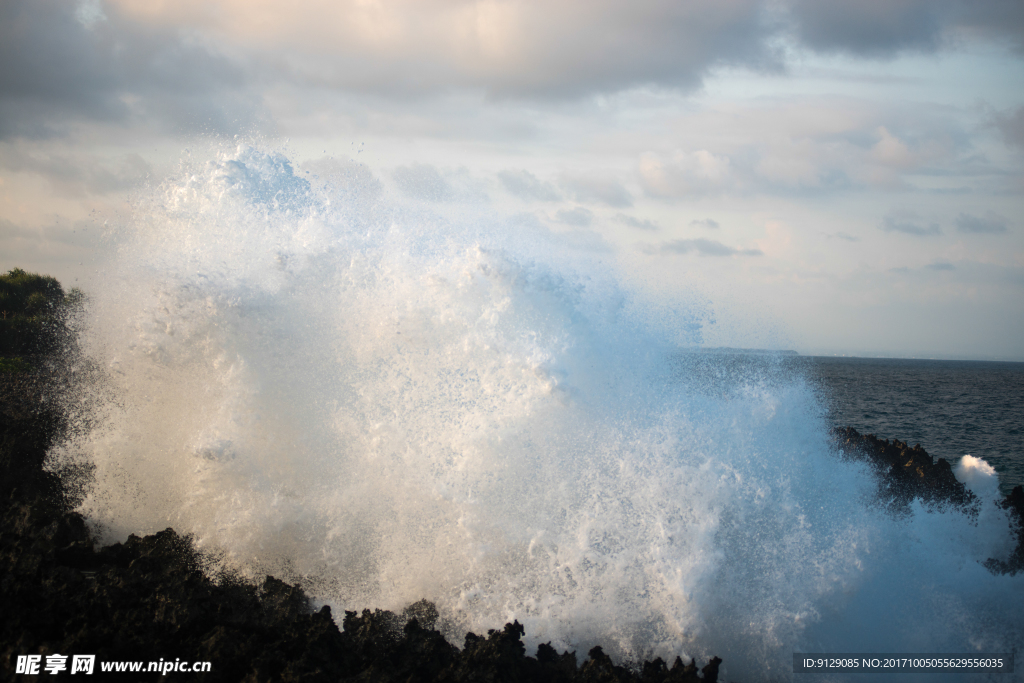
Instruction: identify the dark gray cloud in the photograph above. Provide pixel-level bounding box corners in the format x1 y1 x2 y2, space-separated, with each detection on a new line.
616 214 659 230
554 207 595 227
642 238 763 256
498 169 561 201
131 0 1024 102
880 211 941 236
689 218 720 229
827 232 861 242
0 0 257 140
953 0 1024 53
785 0 1024 56
955 211 1009 234
785 0 954 55
3 0 1022 144
559 174 633 208
247 0 778 98
926 261 956 270
250 0 1023 98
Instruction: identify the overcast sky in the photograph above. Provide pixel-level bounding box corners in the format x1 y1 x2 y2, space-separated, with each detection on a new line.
2 0 1023 359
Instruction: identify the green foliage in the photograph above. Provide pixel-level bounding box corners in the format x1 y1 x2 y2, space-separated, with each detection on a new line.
0 268 80 357
0 268 63 311
0 356 33 373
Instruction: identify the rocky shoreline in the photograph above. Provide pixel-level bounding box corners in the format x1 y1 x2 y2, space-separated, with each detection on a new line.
2 369 723 682
3 370 1022 682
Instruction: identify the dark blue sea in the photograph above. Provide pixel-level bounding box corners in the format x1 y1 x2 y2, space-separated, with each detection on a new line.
804 356 1024 496
671 352 1024 495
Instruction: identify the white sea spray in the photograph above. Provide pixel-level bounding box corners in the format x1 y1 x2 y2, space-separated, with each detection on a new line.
56 144 1023 682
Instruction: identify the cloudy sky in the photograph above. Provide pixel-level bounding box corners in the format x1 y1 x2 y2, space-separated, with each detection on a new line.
2 0 1023 359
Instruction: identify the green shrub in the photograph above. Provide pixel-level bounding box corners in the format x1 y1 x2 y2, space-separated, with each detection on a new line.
0 268 81 357
0 356 32 373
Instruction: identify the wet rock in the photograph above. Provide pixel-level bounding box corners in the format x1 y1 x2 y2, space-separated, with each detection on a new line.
635 654 719 683
833 427 977 511
578 645 634 682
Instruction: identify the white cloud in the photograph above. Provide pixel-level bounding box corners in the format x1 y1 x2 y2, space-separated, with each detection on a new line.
635 95 986 200
639 150 734 198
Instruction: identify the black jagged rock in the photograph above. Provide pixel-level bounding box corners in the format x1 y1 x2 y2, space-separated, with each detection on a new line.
833 427 977 511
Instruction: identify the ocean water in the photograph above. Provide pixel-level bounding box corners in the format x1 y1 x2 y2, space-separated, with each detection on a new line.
679 353 1024 495
52 145 1023 682
806 356 1024 496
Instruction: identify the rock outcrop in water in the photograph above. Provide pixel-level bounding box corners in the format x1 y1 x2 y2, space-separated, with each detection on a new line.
833 427 977 509
834 426 1024 574
1 370 724 682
